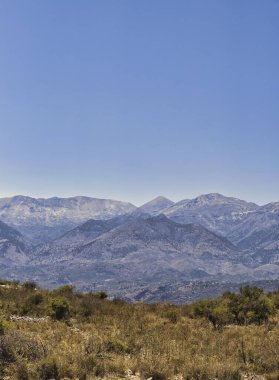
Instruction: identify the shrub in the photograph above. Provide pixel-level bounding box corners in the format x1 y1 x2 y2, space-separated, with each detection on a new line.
38 358 60 380
192 298 220 327
20 293 44 315
1 332 45 361
49 297 70 320
105 339 131 354
192 286 274 327
53 285 75 298
23 281 37 290
97 291 108 299
165 310 179 324
15 362 29 380
27 293 43 306
237 285 274 324
0 335 16 363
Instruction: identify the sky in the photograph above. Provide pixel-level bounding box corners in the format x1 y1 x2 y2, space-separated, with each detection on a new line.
0 1 278 206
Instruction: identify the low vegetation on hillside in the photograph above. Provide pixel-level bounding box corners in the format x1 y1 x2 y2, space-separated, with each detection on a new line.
0 279 279 380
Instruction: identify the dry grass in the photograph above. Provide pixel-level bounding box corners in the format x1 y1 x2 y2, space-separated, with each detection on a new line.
0 282 279 380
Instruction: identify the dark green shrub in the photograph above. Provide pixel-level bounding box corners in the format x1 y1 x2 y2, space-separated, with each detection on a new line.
20 293 44 315
23 281 37 290
28 293 43 305
97 291 108 299
192 286 274 327
49 297 70 320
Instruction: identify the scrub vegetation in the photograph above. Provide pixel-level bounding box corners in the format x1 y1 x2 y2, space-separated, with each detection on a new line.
0 280 279 380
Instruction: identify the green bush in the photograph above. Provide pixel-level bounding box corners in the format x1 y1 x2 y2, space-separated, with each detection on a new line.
238 285 274 324
192 286 274 327
20 293 44 315
49 297 70 320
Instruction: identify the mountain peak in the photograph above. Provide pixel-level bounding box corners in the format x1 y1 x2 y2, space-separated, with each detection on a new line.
141 195 174 205
152 195 173 202
188 193 259 207
193 193 230 205
139 196 174 215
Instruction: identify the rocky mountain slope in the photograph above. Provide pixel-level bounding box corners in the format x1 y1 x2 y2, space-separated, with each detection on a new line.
32 213 149 259
0 192 279 295
160 194 279 266
0 195 136 244
0 220 30 267
163 193 260 238
30 215 249 289
228 202 279 247
138 196 174 215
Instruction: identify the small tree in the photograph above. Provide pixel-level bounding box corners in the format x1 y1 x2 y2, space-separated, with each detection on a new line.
237 286 273 325
49 297 69 320
192 286 274 327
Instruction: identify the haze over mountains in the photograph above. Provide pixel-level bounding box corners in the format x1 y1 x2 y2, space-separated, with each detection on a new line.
0 193 279 301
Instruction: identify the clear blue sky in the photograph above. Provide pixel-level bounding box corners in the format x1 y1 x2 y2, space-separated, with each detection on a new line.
0 1 278 205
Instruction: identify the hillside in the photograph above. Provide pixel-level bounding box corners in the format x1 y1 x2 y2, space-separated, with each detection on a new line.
28 215 248 291
0 220 30 267
0 280 279 380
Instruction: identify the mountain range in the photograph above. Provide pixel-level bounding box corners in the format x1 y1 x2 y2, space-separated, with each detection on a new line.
0 195 136 244
0 193 279 300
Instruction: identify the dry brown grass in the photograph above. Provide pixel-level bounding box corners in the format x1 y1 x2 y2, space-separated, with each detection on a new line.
0 282 279 380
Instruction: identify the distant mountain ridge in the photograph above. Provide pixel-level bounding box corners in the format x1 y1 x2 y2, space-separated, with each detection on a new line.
0 193 278 250
0 195 136 243
0 192 279 298
164 193 260 238
0 195 136 224
30 214 247 290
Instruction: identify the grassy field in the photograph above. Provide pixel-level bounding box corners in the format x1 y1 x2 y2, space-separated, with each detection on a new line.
0 280 279 380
